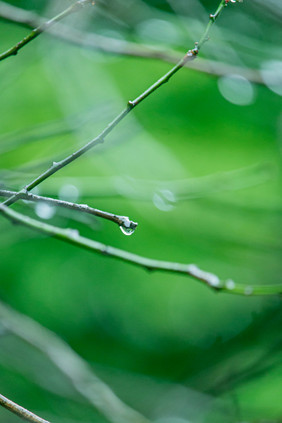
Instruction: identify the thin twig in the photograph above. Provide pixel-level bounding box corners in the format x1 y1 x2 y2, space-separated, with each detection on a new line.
0 189 138 232
0 301 150 423
1 0 234 209
0 204 281 296
0 0 93 62
0 393 50 423
0 1 264 84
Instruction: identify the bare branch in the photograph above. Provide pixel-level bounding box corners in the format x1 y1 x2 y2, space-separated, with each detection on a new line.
0 1 264 84
0 204 281 296
0 189 138 234
0 393 50 423
0 0 94 62
2 0 236 209
0 301 150 423
1 1 272 296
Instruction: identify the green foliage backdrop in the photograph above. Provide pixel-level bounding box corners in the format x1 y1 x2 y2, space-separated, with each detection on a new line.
0 0 281 422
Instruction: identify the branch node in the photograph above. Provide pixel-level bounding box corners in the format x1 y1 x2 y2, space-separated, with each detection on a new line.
191 43 199 56
128 100 135 109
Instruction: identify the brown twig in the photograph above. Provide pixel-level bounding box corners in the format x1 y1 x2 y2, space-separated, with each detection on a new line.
0 393 50 423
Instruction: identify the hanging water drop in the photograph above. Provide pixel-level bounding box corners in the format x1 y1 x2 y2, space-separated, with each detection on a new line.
120 225 135 236
119 216 138 236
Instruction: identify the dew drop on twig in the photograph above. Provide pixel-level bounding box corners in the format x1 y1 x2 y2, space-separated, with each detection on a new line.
119 216 137 236
120 225 135 236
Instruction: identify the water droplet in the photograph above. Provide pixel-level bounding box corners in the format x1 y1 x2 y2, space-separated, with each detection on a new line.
218 74 255 106
153 189 176 212
119 216 137 236
35 202 55 220
226 279 236 290
59 184 79 202
120 226 135 236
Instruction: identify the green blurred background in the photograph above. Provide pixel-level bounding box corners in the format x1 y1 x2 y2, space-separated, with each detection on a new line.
0 0 281 422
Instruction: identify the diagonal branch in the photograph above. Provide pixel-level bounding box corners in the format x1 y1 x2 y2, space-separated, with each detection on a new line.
0 1 264 84
1 0 235 209
0 301 150 423
0 393 50 423
0 204 281 296
0 189 138 234
0 0 93 62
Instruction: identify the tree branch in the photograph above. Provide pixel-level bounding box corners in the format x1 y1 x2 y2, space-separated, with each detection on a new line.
0 301 150 423
0 0 93 62
0 189 138 234
0 204 281 296
1 0 236 209
0 1 264 84
1 1 271 297
0 393 50 423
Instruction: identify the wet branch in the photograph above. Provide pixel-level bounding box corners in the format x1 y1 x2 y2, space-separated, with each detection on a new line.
0 0 93 62
0 204 281 296
0 393 50 423
0 188 137 233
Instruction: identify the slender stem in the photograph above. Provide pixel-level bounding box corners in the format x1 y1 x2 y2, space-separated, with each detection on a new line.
0 302 150 423
0 1 264 84
0 0 93 62
197 0 227 51
0 189 138 231
0 204 281 296
1 107 130 207
0 393 50 423
2 0 234 208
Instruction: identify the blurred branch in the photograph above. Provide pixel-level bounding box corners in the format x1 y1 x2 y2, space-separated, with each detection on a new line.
253 0 282 23
2 0 237 209
0 1 264 84
0 204 281 296
0 393 50 423
0 189 138 233
0 301 150 423
1 162 273 203
0 0 94 62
